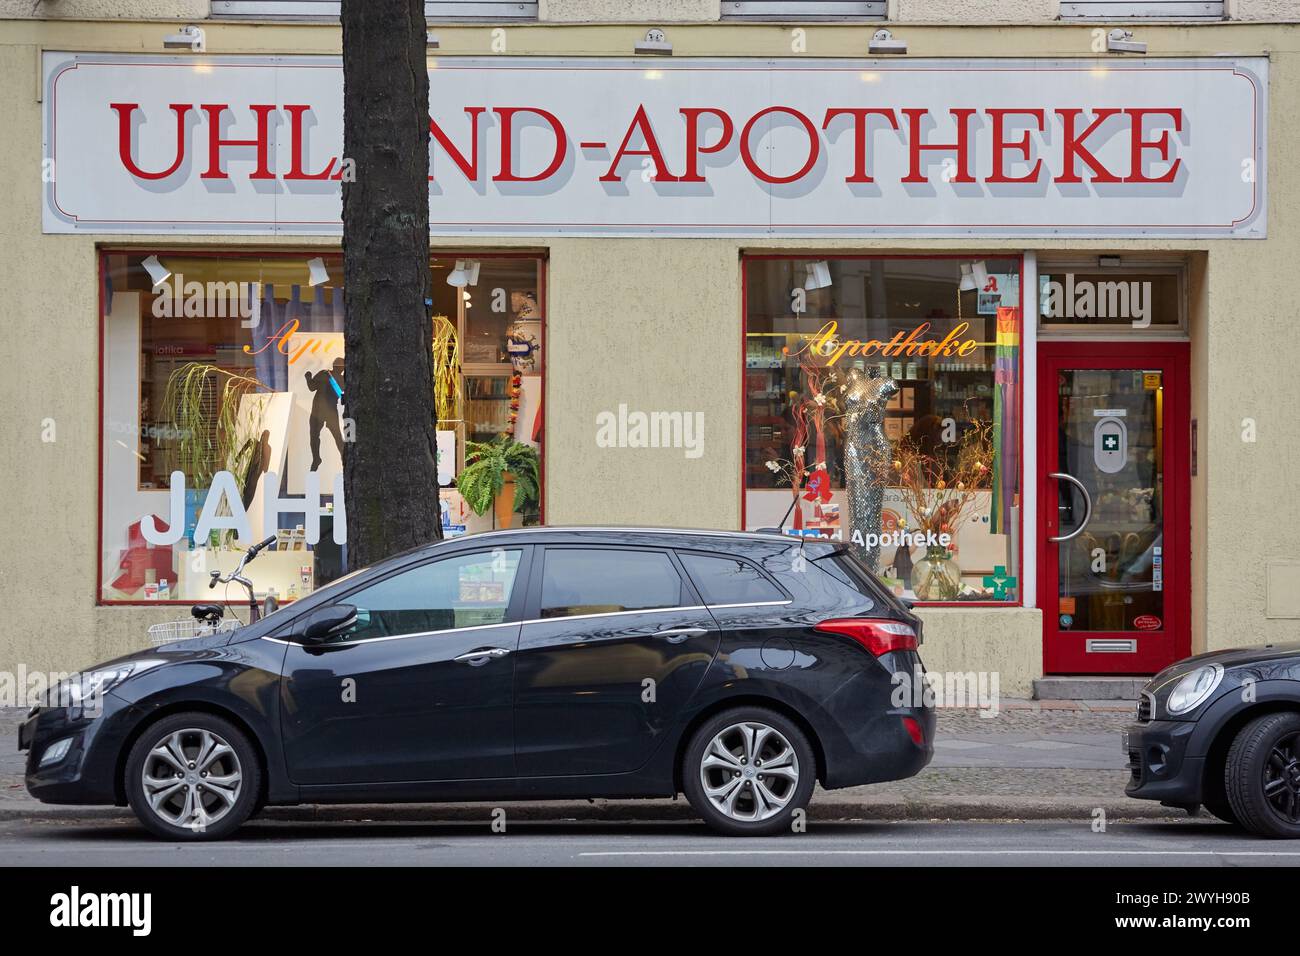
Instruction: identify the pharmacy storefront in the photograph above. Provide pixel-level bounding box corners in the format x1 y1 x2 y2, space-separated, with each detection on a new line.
21 28 1295 694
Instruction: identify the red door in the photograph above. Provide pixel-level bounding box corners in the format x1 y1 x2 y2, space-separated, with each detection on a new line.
1037 342 1190 674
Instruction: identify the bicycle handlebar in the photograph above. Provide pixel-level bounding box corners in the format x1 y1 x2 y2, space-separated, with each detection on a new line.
247 534 277 558
206 536 276 589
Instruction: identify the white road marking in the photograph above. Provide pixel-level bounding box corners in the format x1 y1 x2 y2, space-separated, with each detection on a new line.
580 849 1300 858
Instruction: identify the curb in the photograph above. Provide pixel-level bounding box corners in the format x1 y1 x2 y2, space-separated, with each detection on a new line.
0 797 1189 824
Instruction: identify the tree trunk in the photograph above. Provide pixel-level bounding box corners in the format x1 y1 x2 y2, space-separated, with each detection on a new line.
340 0 442 567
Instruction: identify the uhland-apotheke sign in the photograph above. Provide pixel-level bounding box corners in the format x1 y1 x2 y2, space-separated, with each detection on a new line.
42 53 1267 238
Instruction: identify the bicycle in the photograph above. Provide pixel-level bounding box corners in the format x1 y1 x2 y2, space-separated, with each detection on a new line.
147 534 278 646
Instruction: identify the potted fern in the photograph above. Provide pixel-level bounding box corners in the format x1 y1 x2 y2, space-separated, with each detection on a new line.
455 436 539 529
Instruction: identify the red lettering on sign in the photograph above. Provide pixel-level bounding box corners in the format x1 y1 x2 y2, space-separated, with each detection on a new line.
110 103 192 181
494 107 567 183
740 107 820 185
199 104 275 180
822 107 898 184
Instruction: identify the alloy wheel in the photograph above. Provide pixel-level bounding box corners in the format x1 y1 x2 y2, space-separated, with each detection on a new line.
1263 730 1300 825
140 728 243 831
699 721 800 822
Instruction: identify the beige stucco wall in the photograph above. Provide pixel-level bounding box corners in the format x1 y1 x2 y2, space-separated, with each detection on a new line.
913 608 1043 698
542 0 720 22
1203 241 1300 650
1 18 1298 698
894 0 1056 22
1232 1 1300 21
0 1 206 18
547 238 739 527
1188 253 1209 655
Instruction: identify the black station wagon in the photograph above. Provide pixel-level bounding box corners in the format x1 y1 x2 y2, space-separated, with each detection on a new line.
21 527 935 838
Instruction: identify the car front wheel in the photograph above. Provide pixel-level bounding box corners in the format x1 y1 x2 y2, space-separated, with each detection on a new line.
1225 711 1300 839
124 712 261 841
682 707 816 837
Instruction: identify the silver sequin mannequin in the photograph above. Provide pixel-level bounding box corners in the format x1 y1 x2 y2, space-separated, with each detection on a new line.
842 367 899 572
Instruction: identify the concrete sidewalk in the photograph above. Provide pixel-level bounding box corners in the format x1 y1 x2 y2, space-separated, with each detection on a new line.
2 701 1177 823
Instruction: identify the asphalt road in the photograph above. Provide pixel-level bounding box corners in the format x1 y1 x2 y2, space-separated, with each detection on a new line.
2 817 1298 867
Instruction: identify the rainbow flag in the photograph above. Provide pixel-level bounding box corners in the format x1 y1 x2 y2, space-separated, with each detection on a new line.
990 307 1020 535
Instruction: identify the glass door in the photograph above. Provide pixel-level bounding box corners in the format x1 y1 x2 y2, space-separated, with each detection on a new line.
1037 343 1190 674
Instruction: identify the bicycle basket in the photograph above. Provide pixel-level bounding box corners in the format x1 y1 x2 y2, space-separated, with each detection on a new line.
147 618 242 647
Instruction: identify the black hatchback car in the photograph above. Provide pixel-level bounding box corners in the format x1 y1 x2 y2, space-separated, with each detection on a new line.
1125 643 1300 837
21 527 935 839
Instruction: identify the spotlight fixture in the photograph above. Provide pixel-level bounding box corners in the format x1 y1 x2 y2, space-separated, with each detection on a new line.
868 29 907 55
959 263 977 292
307 257 330 287
1099 255 1123 269
426 33 440 50
142 255 171 288
634 28 673 56
446 260 481 288
163 25 206 53
1107 28 1146 55
804 261 832 291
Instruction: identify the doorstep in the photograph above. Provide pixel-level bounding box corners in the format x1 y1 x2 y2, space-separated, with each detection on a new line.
1032 677 1147 701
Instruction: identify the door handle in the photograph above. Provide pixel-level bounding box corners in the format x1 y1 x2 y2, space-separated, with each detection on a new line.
454 647 511 666
1047 472 1093 543
653 627 707 644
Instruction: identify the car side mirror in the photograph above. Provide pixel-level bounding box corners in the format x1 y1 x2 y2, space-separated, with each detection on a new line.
299 604 358 644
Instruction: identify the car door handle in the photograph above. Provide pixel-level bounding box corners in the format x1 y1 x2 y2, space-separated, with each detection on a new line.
454 647 511 666
653 627 707 644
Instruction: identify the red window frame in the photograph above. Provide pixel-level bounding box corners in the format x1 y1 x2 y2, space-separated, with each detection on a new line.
96 247 548 606
739 253 1025 608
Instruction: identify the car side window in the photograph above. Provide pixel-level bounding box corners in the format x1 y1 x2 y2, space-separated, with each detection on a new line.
678 552 786 606
323 549 523 644
540 548 685 619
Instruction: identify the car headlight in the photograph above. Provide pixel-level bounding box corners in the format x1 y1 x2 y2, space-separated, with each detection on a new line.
46 660 165 709
1166 663 1224 716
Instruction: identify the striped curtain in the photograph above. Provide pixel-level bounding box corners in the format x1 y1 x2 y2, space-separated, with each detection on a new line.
990 306 1020 535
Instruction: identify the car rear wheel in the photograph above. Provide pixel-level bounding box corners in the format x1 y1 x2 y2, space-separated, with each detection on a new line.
1225 711 1300 839
124 712 261 841
682 707 816 837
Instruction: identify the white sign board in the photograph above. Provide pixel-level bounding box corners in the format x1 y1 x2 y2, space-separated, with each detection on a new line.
43 53 1266 238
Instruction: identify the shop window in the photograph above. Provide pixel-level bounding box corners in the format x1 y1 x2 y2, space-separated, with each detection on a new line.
743 256 1022 604
722 1 886 18
210 1 539 20
99 250 544 605
1060 2 1224 18
1038 262 1185 336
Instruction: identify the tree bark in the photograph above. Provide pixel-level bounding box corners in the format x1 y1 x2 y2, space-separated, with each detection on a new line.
341 0 442 568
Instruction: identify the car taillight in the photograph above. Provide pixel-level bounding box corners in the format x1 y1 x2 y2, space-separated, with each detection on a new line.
814 618 918 656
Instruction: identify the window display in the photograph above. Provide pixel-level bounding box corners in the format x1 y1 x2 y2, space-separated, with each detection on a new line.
743 256 1021 603
100 251 545 604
